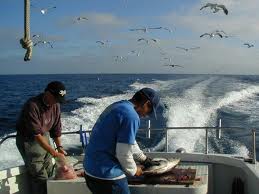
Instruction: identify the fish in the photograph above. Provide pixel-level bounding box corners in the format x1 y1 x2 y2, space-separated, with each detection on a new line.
54 157 78 180
143 158 180 175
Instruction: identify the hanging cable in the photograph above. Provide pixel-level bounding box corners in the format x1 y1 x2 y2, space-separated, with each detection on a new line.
20 0 33 61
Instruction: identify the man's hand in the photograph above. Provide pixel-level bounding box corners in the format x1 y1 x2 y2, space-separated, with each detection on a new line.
53 151 65 159
134 166 143 177
57 146 67 155
142 157 160 168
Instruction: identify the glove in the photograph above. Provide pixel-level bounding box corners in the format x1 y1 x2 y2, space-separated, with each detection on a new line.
142 157 160 168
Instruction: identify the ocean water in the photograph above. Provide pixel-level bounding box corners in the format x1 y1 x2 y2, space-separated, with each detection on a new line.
0 74 259 170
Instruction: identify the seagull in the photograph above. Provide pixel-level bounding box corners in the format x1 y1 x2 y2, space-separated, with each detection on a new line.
164 57 172 63
163 27 173 32
200 3 228 15
150 27 174 33
40 6 56 15
148 27 163 30
176 46 200 51
32 34 41 38
113 56 127 62
130 28 148 33
214 4 228 15
164 64 183 68
152 26 174 32
137 38 158 44
213 30 234 38
130 27 167 33
200 32 223 38
214 30 227 35
244 43 254 48
160 52 167 55
128 50 141 57
74 16 88 23
96 40 109 45
34 41 53 48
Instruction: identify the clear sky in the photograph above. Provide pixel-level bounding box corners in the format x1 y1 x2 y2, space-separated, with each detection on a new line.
1 0 259 74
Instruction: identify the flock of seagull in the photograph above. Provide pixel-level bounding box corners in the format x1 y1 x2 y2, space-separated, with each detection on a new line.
31 2 255 70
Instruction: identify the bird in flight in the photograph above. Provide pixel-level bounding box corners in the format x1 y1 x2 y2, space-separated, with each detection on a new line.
164 57 172 63
137 38 158 44
128 50 141 57
176 46 200 51
113 56 127 62
213 30 234 38
164 64 183 68
96 40 109 45
74 16 88 23
244 43 254 48
200 32 223 38
129 28 148 33
130 26 173 33
200 3 228 15
163 27 173 33
34 40 53 48
40 6 57 15
32 34 41 38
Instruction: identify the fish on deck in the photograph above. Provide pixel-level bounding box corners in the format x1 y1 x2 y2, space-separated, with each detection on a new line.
143 158 180 175
128 158 198 185
54 157 84 180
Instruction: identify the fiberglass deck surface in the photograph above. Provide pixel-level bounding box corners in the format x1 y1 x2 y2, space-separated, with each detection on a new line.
47 162 209 194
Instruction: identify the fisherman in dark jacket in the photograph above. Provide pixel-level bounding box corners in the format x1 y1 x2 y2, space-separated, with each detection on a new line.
16 81 67 194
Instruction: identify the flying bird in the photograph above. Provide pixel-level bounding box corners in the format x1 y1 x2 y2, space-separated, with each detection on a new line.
113 56 127 62
163 27 173 32
137 38 158 44
32 34 41 38
128 50 141 57
96 40 109 45
130 27 169 33
213 30 234 38
150 27 173 32
200 32 223 38
164 57 172 63
74 16 88 23
200 3 228 15
130 28 148 33
164 64 183 68
34 41 53 48
40 6 57 15
244 43 254 48
176 46 200 51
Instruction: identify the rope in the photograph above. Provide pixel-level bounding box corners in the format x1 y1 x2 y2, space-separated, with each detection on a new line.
20 0 33 61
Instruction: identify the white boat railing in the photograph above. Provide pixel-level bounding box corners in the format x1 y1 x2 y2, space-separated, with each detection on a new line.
0 124 257 164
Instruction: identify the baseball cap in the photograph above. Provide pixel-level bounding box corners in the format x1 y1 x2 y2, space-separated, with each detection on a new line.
139 87 162 119
45 81 66 103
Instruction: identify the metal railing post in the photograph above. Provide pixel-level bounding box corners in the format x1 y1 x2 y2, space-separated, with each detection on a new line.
252 129 256 164
217 119 222 139
205 128 208 154
165 128 168 152
146 120 151 139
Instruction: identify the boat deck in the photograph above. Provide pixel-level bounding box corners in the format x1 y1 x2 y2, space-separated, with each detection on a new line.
47 162 209 194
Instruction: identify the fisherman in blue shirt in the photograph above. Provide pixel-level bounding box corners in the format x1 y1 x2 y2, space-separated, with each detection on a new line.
83 88 162 194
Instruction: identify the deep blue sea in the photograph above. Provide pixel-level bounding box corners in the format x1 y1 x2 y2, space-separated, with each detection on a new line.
0 74 259 169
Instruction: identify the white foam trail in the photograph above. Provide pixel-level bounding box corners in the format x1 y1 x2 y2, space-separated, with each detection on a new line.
1 79 257 169
61 80 171 145
129 81 161 91
216 85 259 109
61 93 131 145
163 78 216 152
0 137 24 170
154 79 258 156
1 80 168 169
